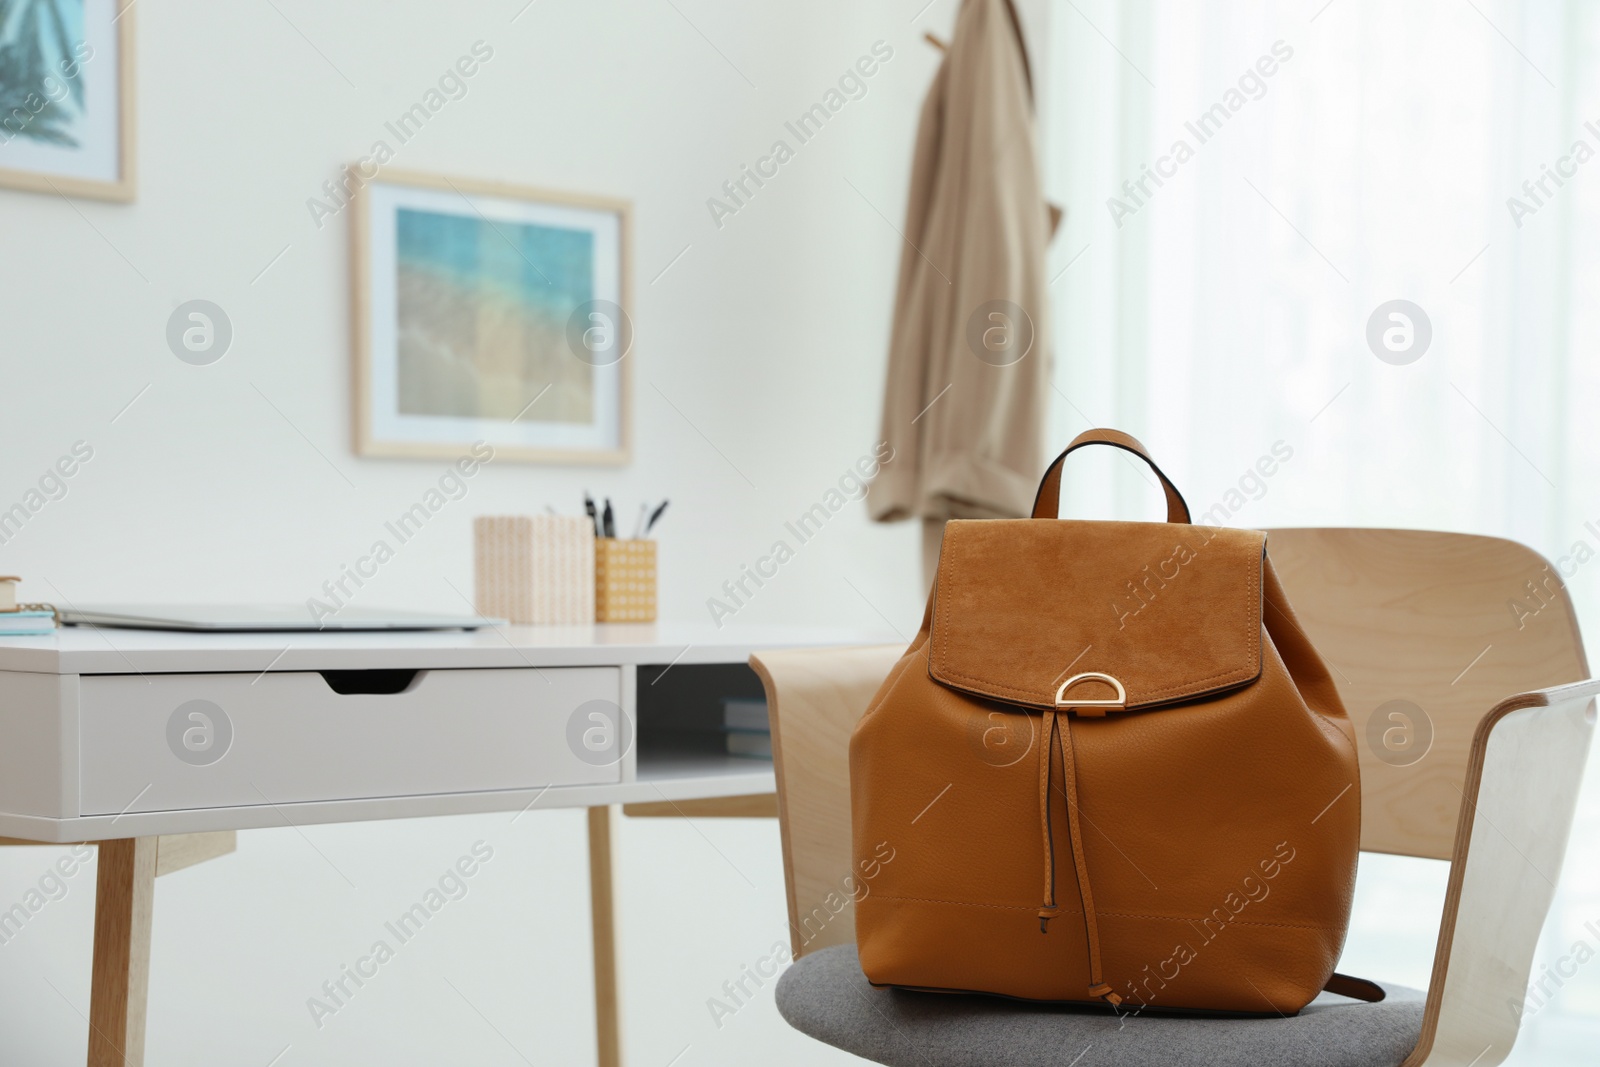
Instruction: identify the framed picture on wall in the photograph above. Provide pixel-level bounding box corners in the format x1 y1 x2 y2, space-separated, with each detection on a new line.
0 0 136 201
353 169 633 464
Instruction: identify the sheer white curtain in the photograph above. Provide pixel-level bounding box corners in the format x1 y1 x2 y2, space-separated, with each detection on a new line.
1043 1 1600 1060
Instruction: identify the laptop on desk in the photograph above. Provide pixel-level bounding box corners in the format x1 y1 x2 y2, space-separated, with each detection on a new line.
60 604 499 632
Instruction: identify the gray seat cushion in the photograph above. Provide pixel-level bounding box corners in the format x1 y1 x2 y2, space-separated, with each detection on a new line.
777 945 1424 1067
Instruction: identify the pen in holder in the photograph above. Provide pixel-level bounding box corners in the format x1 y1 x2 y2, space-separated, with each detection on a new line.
594 539 657 623
474 516 595 625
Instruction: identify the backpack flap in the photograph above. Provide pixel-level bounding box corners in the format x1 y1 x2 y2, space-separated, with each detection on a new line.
929 519 1265 712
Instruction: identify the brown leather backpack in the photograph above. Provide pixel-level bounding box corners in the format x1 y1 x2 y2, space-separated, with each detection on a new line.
850 429 1374 1014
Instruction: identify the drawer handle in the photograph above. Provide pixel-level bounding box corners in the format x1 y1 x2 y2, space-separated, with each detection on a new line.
318 669 421 695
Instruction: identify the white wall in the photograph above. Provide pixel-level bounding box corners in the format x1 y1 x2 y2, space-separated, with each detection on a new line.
0 1 974 1062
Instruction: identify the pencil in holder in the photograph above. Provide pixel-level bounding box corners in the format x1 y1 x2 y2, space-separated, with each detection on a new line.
474 516 595 625
594 539 657 623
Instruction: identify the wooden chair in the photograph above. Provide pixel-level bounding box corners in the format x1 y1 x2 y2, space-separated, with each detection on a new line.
750 528 1598 1067
0 832 236 1067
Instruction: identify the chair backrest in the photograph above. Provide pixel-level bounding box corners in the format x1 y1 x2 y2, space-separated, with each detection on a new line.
1266 528 1589 859
753 528 1591 958
750 644 903 959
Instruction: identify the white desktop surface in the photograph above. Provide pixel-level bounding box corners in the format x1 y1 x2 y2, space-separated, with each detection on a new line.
0 620 882 674
0 621 894 842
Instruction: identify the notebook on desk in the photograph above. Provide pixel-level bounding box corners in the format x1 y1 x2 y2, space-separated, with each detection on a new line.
59 604 499 632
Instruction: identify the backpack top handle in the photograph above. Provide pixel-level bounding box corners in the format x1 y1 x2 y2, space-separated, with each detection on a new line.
1030 427 1192 524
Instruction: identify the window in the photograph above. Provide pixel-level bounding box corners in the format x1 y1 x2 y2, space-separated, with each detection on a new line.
1046 2 1600 1058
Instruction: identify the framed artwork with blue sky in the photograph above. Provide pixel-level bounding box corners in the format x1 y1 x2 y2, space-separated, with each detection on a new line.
353 169 632 463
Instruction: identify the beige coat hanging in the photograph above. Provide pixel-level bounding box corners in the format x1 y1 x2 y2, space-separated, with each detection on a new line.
867 0 1051 531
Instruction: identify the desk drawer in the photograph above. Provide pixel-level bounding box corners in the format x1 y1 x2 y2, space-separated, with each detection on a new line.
79 667 621 815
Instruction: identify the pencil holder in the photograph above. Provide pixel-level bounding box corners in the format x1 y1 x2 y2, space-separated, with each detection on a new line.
474 516 595 625
594 539 657 623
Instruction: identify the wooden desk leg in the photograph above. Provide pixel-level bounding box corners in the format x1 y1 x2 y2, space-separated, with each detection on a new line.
88 838 157 1067
587 806 622 1067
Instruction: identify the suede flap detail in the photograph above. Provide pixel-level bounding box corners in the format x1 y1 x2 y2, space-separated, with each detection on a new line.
929 519 1265 710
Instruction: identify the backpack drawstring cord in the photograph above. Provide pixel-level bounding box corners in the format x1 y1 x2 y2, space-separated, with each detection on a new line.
1038 707 1121 1007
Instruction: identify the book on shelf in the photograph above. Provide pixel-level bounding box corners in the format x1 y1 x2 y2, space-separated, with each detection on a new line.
724 731 773 760
722 697 769 733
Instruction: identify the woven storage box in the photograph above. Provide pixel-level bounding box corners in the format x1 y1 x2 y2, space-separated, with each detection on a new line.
594 539 657 623
474 516 595 625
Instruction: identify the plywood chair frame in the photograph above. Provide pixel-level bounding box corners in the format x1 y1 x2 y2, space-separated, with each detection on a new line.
752 528 1598 1067
0 832 236 1067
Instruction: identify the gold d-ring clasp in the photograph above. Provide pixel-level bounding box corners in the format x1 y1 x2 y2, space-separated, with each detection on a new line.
1055 672 1127 716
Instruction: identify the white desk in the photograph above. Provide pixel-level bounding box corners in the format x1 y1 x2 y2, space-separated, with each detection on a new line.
0 621 883 1067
